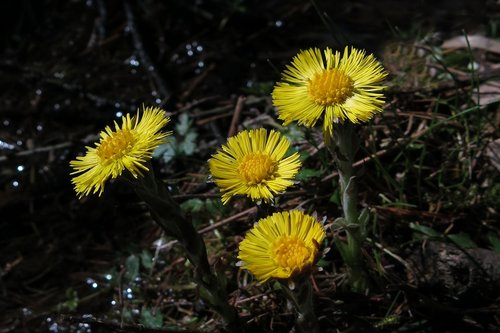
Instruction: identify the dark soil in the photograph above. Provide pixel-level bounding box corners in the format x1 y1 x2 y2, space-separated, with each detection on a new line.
1 0 499 332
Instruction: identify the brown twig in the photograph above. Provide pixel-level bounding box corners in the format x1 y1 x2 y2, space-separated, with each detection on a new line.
228 96 246 138
0 142 72 163
198 207 257 235
59 314 200 333
123 0 170 104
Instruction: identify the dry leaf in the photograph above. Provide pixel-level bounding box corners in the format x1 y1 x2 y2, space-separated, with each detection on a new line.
442 35 500 54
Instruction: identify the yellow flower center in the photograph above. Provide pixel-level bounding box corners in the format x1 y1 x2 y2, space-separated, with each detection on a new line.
237 153 276 185
308 69 354 106
97 129 135 162
272 236 311 270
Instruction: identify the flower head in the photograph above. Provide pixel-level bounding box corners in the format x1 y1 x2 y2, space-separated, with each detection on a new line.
238 210 326 283
208 128 301 204
70 106 171 198
272 46 388 136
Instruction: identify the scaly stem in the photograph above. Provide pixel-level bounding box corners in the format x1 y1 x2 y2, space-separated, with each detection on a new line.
130 169 240 331
281 277 320 333
326 123 369 292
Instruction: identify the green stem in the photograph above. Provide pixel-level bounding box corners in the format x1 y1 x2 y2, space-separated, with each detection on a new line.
327 123 369 292
131 170 240 331
281 277 320 333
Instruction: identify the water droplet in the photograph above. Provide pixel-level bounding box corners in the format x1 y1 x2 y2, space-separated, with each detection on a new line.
111 300 116 305
155 98 161 104
16 140 23 146
16 128 23 135
36 124 43 131
54 72 65 79
128 56 140 67
92 282 98 288
197 61 205 68
22 308 32 316
116 111 123 118
187 50 194 56
17 165 24 172
46 317 52 322
196 45 203 52
54 103 61 111
126 288 132 293
0 140 15 150
151 90 157 96
35 89 42 96
49 323 59 333
148 65 154 71
3 119 10 126
275 20 283 28
105 274 112 280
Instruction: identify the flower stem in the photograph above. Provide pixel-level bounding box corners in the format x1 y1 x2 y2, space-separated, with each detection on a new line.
327 123 369 292
130 169 240 331
281 277 320 333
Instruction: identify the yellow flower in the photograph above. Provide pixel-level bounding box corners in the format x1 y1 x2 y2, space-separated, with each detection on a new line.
272 46 388 136
70 106 171 198
238 210 326 283
208 128 301 204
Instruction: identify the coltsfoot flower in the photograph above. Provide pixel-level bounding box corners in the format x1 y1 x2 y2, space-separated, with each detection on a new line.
272 46 388 136
70 106 171 198
238 210 326 283
208 128 301 204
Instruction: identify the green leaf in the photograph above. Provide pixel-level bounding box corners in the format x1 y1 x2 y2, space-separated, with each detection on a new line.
176 113 192 136
140 250 154 270
357 208 370 237
179 132 198 155
180 198 204 213
205 198 226 217
125 255 140 282
329 188 341 205
141 307 163 328
409 223 441 238
121 308 133 323
447 232 477 249
298 150 310 162
296 168 323 181
154 140 177 163
59 288 79 311
357 208 370 228
282 124 305 143
487 232 500 253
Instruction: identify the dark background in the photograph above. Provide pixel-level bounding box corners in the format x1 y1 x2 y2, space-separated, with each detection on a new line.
1 0 498 332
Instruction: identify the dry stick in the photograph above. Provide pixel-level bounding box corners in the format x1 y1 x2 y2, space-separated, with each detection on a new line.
228 96 246 138
198 207 257 234
123 0 170 103
321 148 388 182
180 63 216 101
321 114 453 183
59 314 199 333
155 207 257 251
0 142 72 163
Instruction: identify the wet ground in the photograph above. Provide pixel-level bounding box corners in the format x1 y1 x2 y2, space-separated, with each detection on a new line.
1 0 499 332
